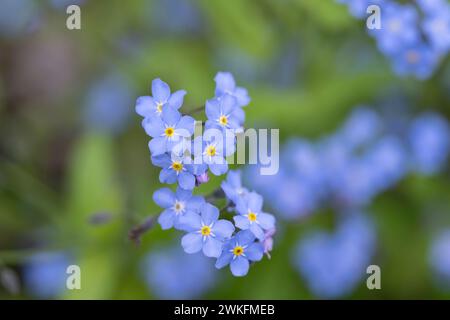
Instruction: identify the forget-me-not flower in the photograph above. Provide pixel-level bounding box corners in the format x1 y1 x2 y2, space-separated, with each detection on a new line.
221 170 249 205
180 203 235 258
154 187 205 230
151 153 196 190
205 95 241 131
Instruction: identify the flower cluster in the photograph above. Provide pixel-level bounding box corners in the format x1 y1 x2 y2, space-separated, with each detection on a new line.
135 72 275 277
337 0 450 79
247 107 450 220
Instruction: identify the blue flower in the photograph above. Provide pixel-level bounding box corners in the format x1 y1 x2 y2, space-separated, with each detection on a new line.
151 153 196 190
205 95 241 131
214 72 250 108
293 214 376 298
234 192 276 241
180 203 235 258
408 112 450 175
423 7 450 53
221 170 249 204
143 106 195 156
154 187 205 230
23 252 71 299
370 3 419 55
193 128 236 176
136 78 186 118
417 0 448 14
142 245 216 299
215 230 264 277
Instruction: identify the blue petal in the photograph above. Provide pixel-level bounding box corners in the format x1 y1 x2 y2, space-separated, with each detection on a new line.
234 107 245 124
233 215 250 230
212 220 235 239
167 89 186 110
201 203 219 225
203 237 223 258
151 153 171 168
175 187 192 201
181 233 203 254
143 116 165 137
235 87 250 107
160 168 177 184
178 212 202 232
178 171 195 190
230 256 249 277
248 192 263 212
135 96 155 117
245 243 264 261
250 223 265 241
152 78 170 102
149 137 167 156
214 72 235 95
220 94 237 115
185 195 205 212
209 162 228 176
153 188 175 208
158 209 175 230
175 116 195 136
162 106 181 125
258 212 276 230
205 98 221 121
215 252 233 269
227 170 242 188
235 197 248 215
235 230 256 246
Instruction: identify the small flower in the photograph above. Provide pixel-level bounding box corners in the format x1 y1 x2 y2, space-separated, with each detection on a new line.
234 192 276 241
151 153 196 190
221 170 248 204
143 106 195 156
193 128 236 176
154 187 205 230
214 72 250 108
180 203 235 258
136 78 186 118
215 230 264 277
205 95 241 131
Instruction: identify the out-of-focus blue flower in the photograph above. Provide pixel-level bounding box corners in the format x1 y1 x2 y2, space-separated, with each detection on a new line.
192 129 235 176
0 0 39 38
151 153 196 190
422 7 450 53
429 229 450 286
370 3 419 55
180 203 235 258
214 72 251 108
142 246 216 299
84 73 134 135
215 230 264 277
293 214 376 298
136 78 186 118
221 170 249 205
154 187 204 230
23 252 71 299
417 0 448 14
388 43 440 80
143 106 195 156
205 95 241 131
234 192 276 241
408 112 450 175
337 107 382 149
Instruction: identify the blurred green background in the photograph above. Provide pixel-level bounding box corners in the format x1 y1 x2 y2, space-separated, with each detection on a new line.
0 0 449 299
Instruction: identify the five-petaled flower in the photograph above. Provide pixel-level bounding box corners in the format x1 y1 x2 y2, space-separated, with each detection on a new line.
180 203 235 258
215 230 264 277
143 106 195 156
152 153 197 190
154 187 205 230
234 192 276 241
136 78 186 118
205 95 241 131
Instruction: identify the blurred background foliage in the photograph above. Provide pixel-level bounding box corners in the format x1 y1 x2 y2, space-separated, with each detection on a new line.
0 0 449 299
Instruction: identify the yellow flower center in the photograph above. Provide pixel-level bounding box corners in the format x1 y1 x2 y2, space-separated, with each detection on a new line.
233 246 244 256
201 225 211 236
156 102 163 113
248 212 257 222
219 115 228 126
206 145 216 157
171 161 183 172
164 127 175 137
